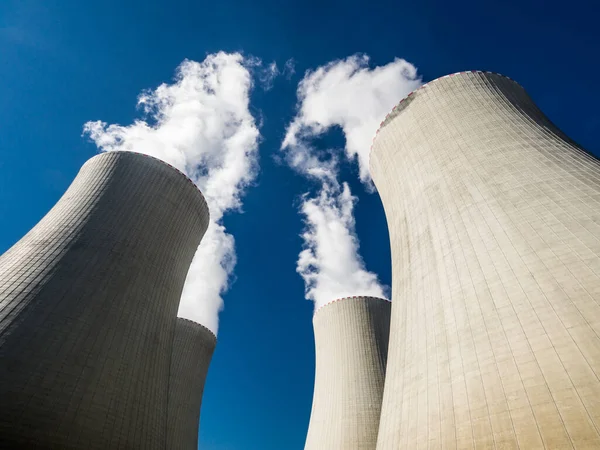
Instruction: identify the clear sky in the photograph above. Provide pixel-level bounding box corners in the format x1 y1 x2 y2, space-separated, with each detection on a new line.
1 0 599 448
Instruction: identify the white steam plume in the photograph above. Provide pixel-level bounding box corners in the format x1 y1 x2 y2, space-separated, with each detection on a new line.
298 182 385 308
83 52 260 334
282 54 421 183
282 54 421 308
250 58 296 90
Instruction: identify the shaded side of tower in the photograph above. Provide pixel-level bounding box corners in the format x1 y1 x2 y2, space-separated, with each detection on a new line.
0 151 209 449
372 71 600 449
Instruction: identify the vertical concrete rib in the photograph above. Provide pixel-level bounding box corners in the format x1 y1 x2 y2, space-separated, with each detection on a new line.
305 296 391 450
0 151 209 449
371 71 600 449
167 318 216 449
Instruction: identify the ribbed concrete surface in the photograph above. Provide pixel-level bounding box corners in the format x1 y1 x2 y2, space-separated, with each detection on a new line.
167 318 216 449
0 151 209 449
305 296 391 450
371 72 600 449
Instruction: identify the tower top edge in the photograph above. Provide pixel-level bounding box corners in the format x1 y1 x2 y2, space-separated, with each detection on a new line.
176 316 217 340
88 151 210 219
313 295 391 316
368 70 520 173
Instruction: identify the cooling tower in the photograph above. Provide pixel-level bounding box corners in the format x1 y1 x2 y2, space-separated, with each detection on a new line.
371 71 600 449
167 318 216 449
305 296 391 450
0 151 209 449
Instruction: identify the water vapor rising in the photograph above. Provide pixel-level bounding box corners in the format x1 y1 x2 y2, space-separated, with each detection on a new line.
283 54 421 307
84 52 260 334
298 182 385 308
283 54 421 183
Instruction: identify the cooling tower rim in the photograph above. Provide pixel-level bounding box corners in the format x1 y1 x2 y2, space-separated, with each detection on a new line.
176 317 217 340
314 295 391 316
368 70 519 175
90 151 210 220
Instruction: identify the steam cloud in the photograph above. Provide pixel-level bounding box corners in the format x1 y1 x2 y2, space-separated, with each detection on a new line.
247 57 295 91
282 54 421 308
84 52 260 334
298 182 386 307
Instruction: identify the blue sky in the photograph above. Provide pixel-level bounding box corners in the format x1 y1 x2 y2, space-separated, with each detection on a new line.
1 0 599 449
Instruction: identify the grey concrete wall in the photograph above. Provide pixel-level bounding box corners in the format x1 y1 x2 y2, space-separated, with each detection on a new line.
167 318 216 449
371 71 600 449
305 296 391 450
0 151 209 449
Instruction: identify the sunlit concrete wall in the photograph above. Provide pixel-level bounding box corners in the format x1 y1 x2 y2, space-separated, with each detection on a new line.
0 151 209 449
305 296 391 450
167 318 216 449
371 71 600 449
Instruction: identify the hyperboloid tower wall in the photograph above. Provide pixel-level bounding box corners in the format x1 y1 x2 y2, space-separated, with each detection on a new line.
371 71 600 449
0 151 209 449
305 296 391 450
167 318 216 449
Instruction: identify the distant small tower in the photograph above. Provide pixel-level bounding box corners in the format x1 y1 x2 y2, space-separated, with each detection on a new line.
167 318 217 449
304 296 391 450
0 151 209 449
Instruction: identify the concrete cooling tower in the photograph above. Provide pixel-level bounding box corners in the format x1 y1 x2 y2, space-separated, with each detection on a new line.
371 71 600 449
167 318 217 449
0 151 209 449
305 296 391 450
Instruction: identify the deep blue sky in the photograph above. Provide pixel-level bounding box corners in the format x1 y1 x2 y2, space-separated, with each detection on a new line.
1 1 599 448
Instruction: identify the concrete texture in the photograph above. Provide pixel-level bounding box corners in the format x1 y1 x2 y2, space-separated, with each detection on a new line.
0 151 209 449
371 71 600 449
305 296 391 450
167 318 216 450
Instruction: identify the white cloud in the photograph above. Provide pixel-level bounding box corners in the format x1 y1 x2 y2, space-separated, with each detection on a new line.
257 61 280 91
282 54 421 183
283 58 296 79
83 52 260 334
245 57 296 90
283 54 421 307
298 182 386 309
